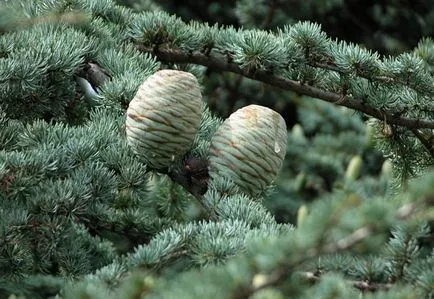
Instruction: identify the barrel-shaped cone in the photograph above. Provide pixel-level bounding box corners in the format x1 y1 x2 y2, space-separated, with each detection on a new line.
126 70 203 169
209 104 287 196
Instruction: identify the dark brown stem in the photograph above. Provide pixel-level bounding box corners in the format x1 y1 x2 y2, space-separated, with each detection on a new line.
136 46 434 130
161 158 219 221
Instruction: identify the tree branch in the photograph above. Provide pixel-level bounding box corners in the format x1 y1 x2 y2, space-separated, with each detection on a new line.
311 61 396 84
84 215 155 248
301 271 393 292
322 226 372 253
136 46 434 130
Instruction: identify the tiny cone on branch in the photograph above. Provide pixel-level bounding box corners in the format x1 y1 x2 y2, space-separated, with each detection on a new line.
345 155 363 181
126 70 203 169
209 104 287 196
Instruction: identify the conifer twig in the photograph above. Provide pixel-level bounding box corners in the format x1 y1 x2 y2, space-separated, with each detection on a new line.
301 271 394 292
410 129 434 159
85 216 153 247
233 199 425 299
322 226 372 253
311 62 396 84
234 227 375 299
136 46 434 130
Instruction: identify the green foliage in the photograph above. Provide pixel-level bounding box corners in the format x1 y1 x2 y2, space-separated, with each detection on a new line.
1 0 434 298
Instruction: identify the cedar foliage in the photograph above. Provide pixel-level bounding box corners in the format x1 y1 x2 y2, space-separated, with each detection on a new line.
1 0 434 298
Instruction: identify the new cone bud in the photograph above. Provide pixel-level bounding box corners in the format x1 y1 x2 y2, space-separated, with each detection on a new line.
209 104 287 196
126 70 203 169
345 155 363 181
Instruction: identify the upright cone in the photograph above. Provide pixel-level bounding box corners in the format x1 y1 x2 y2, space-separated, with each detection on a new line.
126 70 203 169
209 104 287 196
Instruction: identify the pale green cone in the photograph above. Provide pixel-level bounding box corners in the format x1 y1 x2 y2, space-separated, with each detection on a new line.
126 70 203 169
209 104 287 196
345 155 363 181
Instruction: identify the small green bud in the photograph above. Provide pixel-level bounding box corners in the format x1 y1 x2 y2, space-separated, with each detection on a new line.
294 172 307 192
381 159 393 178
291 124 306 142
345 155 363 181
297 204 308 227
365 121 376 147
252 273 269 288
